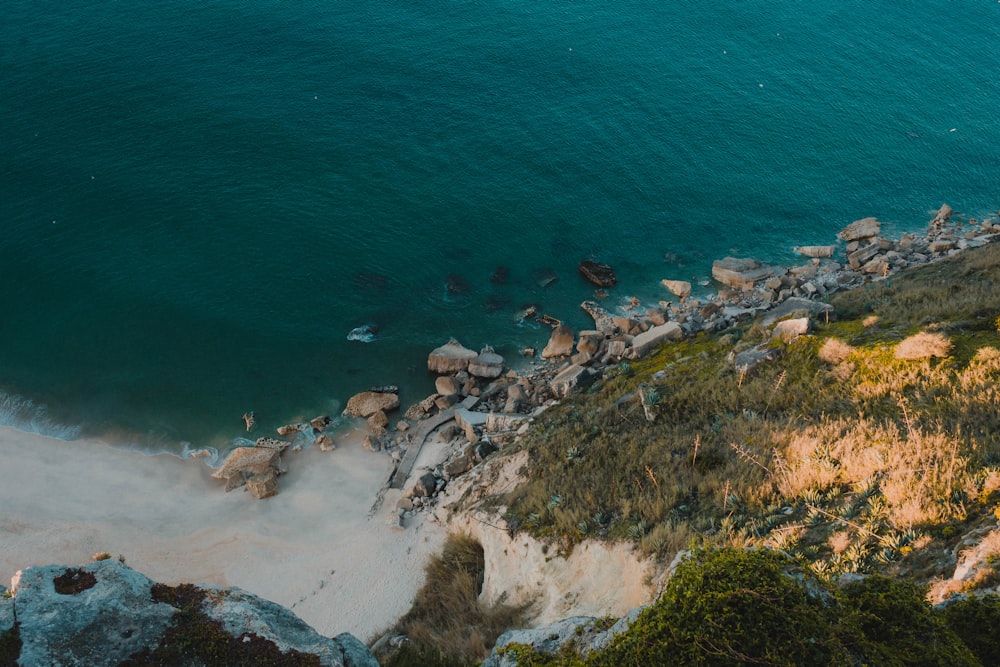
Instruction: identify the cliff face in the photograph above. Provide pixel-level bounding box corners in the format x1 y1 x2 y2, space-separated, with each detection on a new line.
0 559 377 667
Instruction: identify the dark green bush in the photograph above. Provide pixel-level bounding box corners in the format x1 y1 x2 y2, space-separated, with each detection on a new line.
938 594 1000 665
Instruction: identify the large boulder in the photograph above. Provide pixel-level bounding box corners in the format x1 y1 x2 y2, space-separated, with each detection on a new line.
793 245 836 258
212 441 286 496
578 260 617 288
838 217 881 241
342 391 400 418
629 322 683 358
542 324 575 359
468 346 505 379
660 279 691 299
427 339 478 374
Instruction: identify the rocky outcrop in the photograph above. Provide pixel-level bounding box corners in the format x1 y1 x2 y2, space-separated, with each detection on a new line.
427 339 478 374
838 216 881 241
629 322 683 359
0 560 376 667
578 260 617 288
342 390 400 418
212 438 289 499
793 245 836 258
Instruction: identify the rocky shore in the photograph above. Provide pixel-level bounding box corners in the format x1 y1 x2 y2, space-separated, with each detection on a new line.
218 203 999 511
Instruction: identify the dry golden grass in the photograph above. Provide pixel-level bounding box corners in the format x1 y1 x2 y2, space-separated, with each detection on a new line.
818 337 854 365
895 331 953 360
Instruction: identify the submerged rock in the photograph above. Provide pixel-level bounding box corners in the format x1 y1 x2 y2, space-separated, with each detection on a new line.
578 260 617 288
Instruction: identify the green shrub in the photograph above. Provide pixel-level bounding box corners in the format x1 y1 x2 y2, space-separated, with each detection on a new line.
939 594 1000 665
591 549 850 666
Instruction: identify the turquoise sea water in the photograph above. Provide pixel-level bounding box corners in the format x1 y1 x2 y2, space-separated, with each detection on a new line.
1 1 998 454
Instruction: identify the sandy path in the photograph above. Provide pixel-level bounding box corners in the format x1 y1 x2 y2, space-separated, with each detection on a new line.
0 426 447 642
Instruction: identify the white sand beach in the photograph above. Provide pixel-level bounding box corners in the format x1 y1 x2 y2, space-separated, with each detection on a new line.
0 425 447 642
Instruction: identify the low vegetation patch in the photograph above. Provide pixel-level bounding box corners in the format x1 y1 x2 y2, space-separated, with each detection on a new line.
379 534 527 667
120 583 321 667
53 568 97 595
502 548 993 666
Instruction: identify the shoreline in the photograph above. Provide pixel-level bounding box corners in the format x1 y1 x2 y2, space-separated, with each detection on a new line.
0 425 447 642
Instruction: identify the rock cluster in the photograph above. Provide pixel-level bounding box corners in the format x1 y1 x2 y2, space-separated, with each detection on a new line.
211 437 289 499
0 559 376 667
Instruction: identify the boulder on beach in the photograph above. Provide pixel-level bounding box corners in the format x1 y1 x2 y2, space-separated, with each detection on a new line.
468 346 505 379
578 260 617 288
343 391 400 418
427 338 478 374
838 217 881 241
212 440 287 498
310 415 333 432
542 324 575 359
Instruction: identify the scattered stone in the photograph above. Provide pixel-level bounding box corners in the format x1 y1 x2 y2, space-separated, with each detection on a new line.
578 260 617 288
661 279 691 298
412 471 438 498
427 338 478 374
343 391 400 418
542 324 575 359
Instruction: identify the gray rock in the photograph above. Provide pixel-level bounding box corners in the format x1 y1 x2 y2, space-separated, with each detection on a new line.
580 300 616 334
759 297 833 327
469 346 505 379
427 339 478 374
413 471 438 497
772 317 811 342
332 632 380 667
712 257 783 291
629 321 683 358
576 330 604 356
10 561 176 667
483 616 598 667
932 203 953 226
847 242 880 269
551 364 599 397
733 343 783 373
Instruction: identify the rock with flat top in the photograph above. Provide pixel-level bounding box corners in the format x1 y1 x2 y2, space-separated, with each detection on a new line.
468 346 505 379
793 245 836 258
772 317 811 342
427 339 478 374
342 391 400 418
629 322 683 358
435 375 461 396
712 257 783 291
838 217 881 241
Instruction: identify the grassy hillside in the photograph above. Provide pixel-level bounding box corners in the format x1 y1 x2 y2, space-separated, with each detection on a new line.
505 242 1000 581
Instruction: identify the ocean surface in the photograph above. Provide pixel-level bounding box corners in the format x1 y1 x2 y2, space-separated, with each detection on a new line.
2 1 998 456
